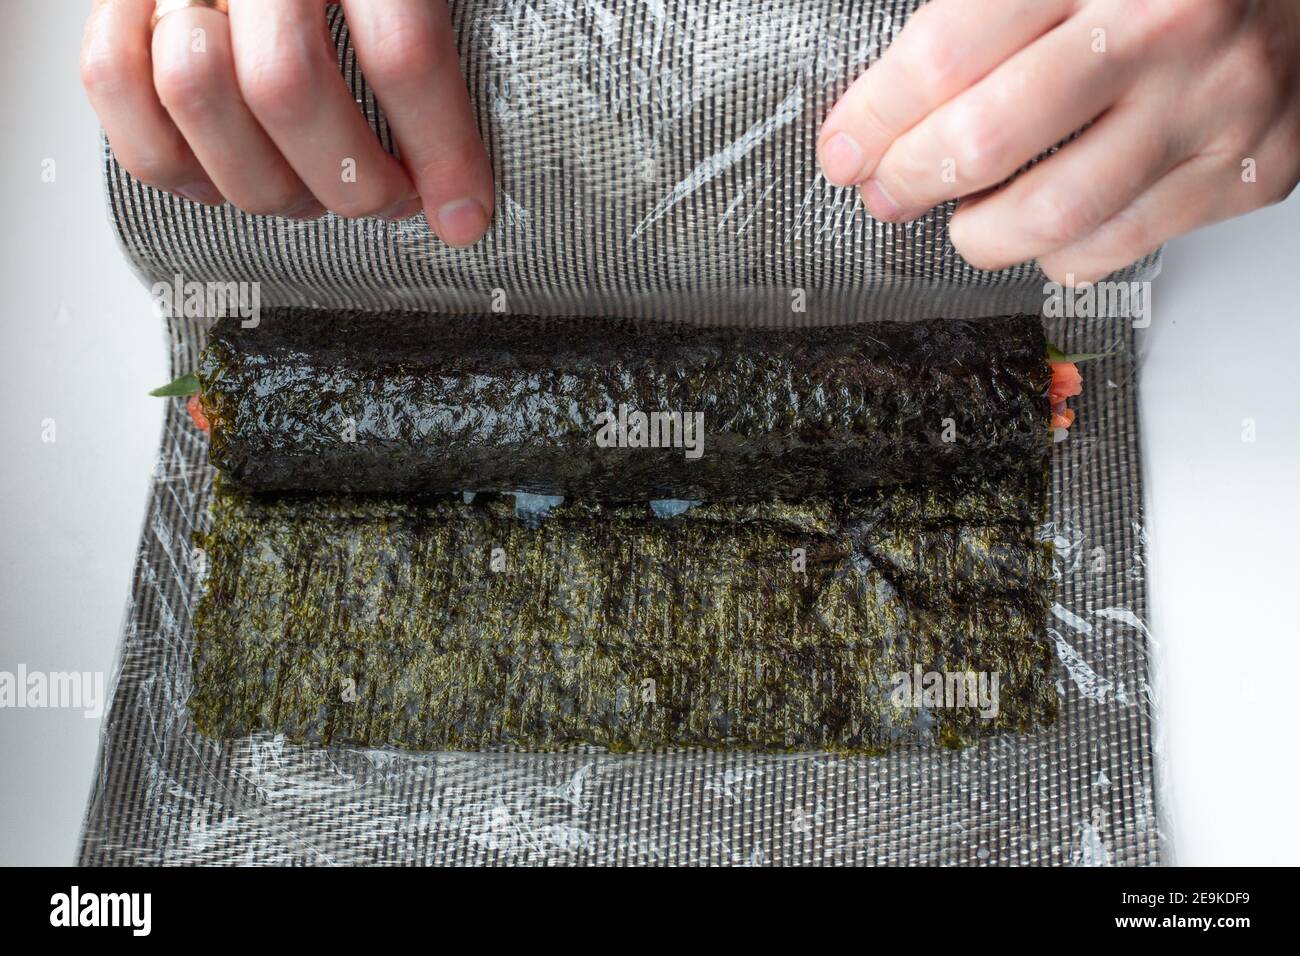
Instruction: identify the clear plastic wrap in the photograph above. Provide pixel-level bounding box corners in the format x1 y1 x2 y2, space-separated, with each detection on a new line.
107 0 1157 322
79 0 1167 864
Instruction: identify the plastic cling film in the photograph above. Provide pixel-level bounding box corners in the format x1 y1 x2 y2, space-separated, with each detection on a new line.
104 1 1158 324
80 0 1168 865
79 313 1167 865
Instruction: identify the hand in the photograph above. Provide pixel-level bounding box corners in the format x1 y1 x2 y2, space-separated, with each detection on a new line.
81 0 494 246
817 0 1300 284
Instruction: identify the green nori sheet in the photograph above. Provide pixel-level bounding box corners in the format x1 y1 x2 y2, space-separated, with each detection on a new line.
199 311 1051 501
190 471 1057 754
190 312 1058 753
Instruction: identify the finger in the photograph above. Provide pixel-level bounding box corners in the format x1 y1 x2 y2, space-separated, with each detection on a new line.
343 0 494 244
80 0 221 204
1034 154 1250 285
817 0 1073 187
152 6 322 218
860 14 1136 222
228 0 417 219
1038 94 1300 285
949 97 1181 272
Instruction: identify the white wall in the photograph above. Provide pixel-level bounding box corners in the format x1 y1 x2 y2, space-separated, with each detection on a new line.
0 0 164 866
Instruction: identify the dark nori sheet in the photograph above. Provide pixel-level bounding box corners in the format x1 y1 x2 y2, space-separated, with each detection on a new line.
190 471 1057 754
198 311 1051 502
190 312 1058 753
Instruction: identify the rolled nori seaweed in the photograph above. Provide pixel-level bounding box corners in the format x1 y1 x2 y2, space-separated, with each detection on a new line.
198 311 1051 501
190 473 1057 753
189 311 1060 753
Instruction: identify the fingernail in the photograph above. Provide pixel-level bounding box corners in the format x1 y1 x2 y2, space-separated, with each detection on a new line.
434 198 489 247
284 199 326 220
177 181 224 206
862 178 901 221
379 197 424 222
819 131 865 186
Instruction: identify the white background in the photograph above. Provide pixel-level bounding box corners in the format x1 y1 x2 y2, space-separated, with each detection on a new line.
1 2 1297 866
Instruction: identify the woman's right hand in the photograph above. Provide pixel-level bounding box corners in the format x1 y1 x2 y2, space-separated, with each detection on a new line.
80 0 495 246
